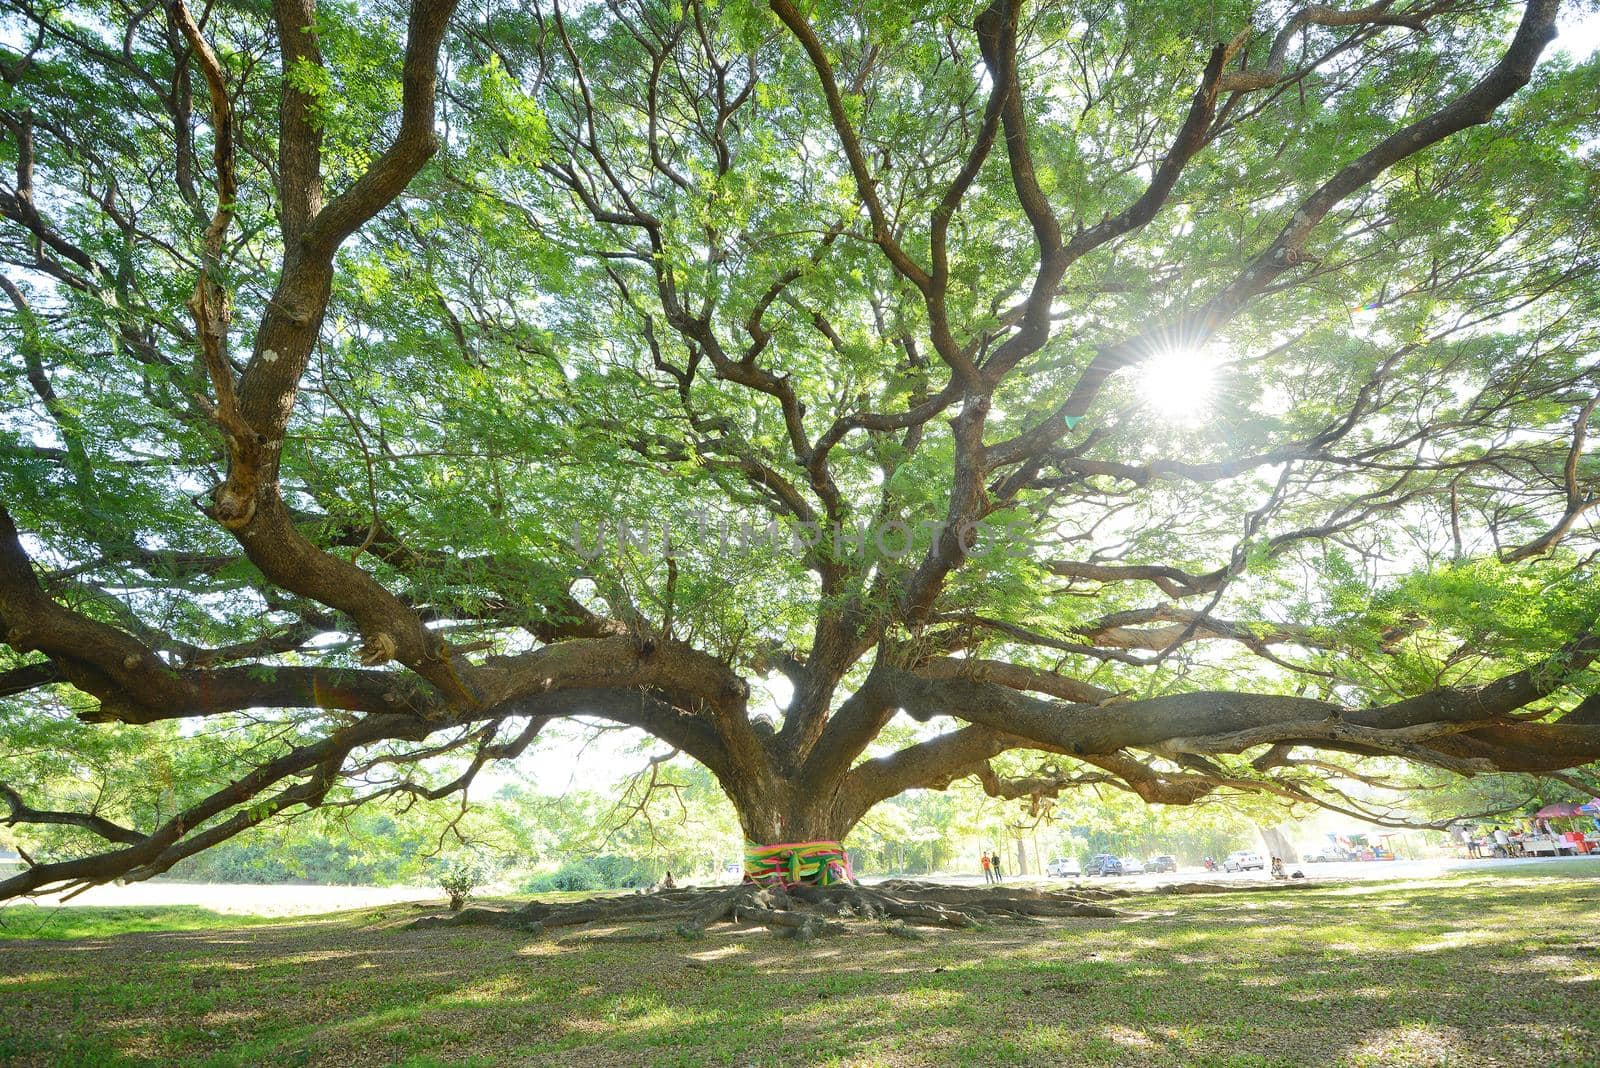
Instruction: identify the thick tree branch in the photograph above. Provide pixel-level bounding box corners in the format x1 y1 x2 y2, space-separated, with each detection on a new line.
0 784 144 846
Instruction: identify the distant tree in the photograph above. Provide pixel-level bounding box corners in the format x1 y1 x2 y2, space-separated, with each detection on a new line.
488 758 744 880
4 0 1600 911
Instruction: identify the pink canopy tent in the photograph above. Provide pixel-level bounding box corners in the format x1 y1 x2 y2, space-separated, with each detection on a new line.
1534 802 1590 819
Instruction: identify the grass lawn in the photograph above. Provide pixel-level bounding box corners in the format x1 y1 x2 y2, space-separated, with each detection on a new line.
2 867 1597 1067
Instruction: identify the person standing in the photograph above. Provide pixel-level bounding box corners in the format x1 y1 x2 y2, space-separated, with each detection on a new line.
980 851 993 883
991 850 1004 883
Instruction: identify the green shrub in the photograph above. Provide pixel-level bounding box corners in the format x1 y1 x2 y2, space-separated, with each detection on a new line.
591 854 652 887
522 861 600 893
520 854 652 893
438 860 486 911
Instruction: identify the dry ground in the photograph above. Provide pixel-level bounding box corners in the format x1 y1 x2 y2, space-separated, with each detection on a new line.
2 865 1598 1067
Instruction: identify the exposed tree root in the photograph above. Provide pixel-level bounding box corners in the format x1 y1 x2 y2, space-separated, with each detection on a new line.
402 880 1129 942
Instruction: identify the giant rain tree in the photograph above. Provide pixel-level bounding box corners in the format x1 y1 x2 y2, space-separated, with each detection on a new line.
3 0 1600 917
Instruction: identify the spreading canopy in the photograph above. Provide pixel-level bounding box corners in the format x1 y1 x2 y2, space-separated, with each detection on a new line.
3 0 1600 899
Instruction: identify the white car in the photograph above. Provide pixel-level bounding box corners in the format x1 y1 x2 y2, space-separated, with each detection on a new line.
1046 857 1081 878
1223 850 1265 872
1120 857 1145 875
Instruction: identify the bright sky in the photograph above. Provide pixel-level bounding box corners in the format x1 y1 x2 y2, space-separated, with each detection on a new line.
1558 7 1600 58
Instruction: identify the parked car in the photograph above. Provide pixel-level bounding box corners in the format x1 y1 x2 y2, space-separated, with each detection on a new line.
1223 850 1265 872
1120 857 1145 875
1046 857 1081 878
1085 853 1123 877
1148 854 1177 873
1304 847 1347 864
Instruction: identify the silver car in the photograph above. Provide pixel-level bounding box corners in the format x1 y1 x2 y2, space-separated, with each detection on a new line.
1223 850 1265 872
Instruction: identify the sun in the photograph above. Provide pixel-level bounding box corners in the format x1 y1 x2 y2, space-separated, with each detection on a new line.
1137 347 1220 424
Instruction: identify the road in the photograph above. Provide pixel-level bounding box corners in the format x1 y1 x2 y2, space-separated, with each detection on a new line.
868 853 1600 888
4 854 1594 915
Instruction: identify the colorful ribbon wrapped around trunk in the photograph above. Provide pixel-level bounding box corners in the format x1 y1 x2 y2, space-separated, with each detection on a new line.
743 839 853 887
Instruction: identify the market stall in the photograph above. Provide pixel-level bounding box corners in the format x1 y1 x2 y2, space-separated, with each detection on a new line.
1340 832 1399 861
1515 803 1600 856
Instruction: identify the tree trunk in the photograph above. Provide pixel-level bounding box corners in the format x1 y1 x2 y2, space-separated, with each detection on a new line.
405 760 1140 941
724 782 857 847
1256 823 1298 864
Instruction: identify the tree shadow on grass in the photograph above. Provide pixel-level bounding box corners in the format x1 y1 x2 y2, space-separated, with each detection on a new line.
1 876 1597 1066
